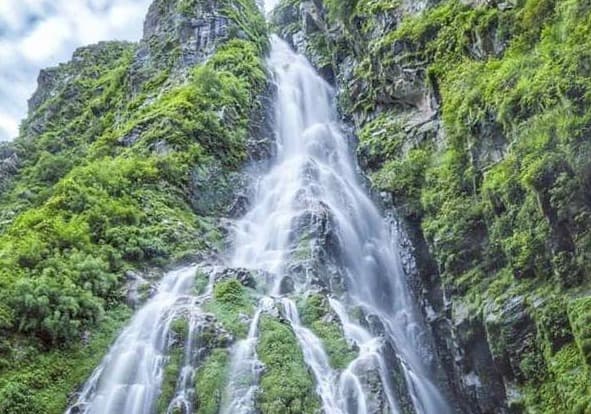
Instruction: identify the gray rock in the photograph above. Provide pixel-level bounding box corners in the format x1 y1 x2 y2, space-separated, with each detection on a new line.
214 267 257 289
124 269 161 308
189 161 250 217
279 276 295 295
0 146 20 192
484 296 541 383
117 128 142 147
451 301 509 413
140 0 230 74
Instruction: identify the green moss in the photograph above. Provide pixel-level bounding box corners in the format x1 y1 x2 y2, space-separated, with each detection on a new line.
256 316 320 413
522 343 591 413
298 294 356 370
358 112 406 169
157 347 184 413
569 297 591 367
372 146 432 218
205 280 254 338
194 348 229 414
194 270 210 295
220 0 269 53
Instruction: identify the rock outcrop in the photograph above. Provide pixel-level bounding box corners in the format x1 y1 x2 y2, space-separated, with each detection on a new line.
271 0 591 412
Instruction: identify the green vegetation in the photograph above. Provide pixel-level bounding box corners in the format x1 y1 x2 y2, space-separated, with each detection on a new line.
205 279 255 338
274 0 591 410
194 348 229 414
156 318 189 413
569 297 591 367
157 347 184 413
298 293 356 370
256 315 320 413
0 306 131 414
194 269 211 295
0 0 268 411
522 343 591 413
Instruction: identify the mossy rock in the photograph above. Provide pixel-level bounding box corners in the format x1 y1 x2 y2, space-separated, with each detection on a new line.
256 315 320 414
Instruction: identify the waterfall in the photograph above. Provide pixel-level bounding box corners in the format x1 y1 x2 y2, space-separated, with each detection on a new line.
223 36 451 413
65 266 204 414
67 35 451 414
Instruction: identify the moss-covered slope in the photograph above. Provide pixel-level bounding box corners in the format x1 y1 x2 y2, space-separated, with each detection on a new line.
0 0 269 412
273 0 591 412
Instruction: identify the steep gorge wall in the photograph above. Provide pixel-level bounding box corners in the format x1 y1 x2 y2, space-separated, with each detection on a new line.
272 0 591 412
0 1 271 412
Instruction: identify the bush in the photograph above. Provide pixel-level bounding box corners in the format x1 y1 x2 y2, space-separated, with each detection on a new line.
0 382 41 414
12 275 104 344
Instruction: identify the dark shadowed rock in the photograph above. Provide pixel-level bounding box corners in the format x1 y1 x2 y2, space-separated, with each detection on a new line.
214 267 257 289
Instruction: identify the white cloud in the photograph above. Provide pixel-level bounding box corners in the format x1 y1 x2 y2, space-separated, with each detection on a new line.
0 113 19 139
20 17 73 63
0 0 152 141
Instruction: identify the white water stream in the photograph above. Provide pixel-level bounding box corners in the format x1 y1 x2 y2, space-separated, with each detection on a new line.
67 33 451 414
66 266 206 414
223 36 451 413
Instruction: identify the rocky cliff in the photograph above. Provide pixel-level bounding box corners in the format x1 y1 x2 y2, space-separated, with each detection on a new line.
272 0 591 412
0 1 270 412
1 0 590 412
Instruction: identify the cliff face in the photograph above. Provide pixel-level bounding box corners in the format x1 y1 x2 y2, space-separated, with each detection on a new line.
272 0 591 412
2 0 590 412
0 1 269 412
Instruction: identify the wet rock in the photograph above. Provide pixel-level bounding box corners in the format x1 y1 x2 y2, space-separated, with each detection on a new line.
214 267 257 289
451 301 508 413
201 313 233 348
124 269 160 308
380 340 415 413
283 198 348 293
279 276 295 295
346 355 390 413
484 296 542 383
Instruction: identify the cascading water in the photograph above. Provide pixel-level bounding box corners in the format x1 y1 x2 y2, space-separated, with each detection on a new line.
67 31 452 414
220 297 273 414
66 266 206 414
224 35 452 413
281 298 342 413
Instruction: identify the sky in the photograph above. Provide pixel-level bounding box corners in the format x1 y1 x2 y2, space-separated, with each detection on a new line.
0 0 152 141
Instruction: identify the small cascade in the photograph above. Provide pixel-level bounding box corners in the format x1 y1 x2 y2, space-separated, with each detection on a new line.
165 313 202 414
220 297 273 414
66 266 202 414
329 298 400 414
281 298 342 414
